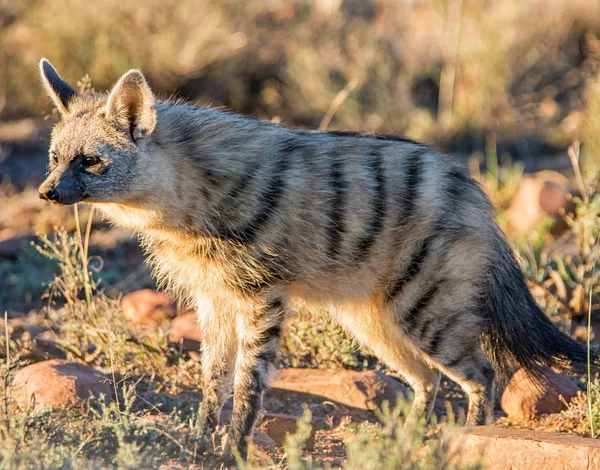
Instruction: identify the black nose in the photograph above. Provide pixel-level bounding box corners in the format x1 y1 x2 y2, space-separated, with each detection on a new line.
39 188 59 202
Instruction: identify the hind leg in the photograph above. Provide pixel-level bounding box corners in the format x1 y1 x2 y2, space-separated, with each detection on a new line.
399 308 495 425
399 354 441 422
332 304 441 422
437 350 495 425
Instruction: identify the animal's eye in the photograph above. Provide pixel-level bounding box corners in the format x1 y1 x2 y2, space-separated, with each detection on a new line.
81 156 101 167
50 152 59 165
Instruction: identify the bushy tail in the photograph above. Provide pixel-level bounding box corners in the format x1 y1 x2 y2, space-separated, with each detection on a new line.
481 235 594 383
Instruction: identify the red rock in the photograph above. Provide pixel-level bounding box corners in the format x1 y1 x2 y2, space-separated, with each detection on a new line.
258 412 315 449
10 359 112 412
505 171 576 236
269 368 408 411
445 426 600 470
121 289 177 327
500 368 579 418
168 311 201 352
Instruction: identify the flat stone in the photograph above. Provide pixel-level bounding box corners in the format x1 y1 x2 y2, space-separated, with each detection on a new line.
269 368 408 411
446 426 600 470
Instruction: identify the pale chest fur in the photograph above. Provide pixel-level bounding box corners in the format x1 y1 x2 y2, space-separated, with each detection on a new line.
142 229 260 305
96 203 162 230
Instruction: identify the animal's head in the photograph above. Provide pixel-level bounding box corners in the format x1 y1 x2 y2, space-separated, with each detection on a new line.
38 59 157 205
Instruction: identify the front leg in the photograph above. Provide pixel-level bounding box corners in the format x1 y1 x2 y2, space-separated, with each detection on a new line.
223 296 286 460
196 296 237 436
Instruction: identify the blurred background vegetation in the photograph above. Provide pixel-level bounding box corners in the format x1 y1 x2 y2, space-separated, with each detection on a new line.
1 0 600 166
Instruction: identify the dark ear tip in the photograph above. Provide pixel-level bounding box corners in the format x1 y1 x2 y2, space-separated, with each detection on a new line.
39 58 56 77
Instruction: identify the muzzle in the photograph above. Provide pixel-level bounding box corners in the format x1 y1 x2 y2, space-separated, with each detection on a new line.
39 175 86 205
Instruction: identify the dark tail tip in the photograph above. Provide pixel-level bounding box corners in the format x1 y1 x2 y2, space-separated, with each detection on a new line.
482 235 594 383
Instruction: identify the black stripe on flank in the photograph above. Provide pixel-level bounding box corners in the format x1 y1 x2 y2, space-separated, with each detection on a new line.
403 284 439 334
281 135 307 154
418 317 433 342
445 166 475 205
385 233 436 303
447 166 473 186
445 348 470 368
426 327 445 357
428 312 463 360
327 156 347 262
224 151 289 244
228 159 261 202
401 150 425 221
354 150 387 263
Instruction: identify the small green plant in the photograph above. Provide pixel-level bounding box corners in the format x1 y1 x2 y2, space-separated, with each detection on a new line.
284 408 314 470
344 399 482 470
282 310 372 370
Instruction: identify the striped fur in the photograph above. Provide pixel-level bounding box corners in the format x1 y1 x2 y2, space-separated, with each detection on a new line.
39 60 592 460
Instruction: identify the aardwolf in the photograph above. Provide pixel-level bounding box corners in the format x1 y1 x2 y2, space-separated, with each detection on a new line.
38 59 590 459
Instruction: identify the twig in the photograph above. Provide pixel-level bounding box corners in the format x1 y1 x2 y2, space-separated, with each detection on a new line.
319 77 359 131
108 341 121 421
569 140 598 438
141 423 195 457
568 141 589 205
438 0 464 131
73 204 96 313
125 336 163 355
587 230 600 439
4 311 10 427
84 207 95 267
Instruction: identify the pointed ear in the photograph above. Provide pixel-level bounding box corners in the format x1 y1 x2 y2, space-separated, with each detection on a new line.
39 58 78 115
106 70 156 141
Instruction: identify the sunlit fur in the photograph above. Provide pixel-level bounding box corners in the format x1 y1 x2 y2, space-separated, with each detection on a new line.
39 60 591 459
